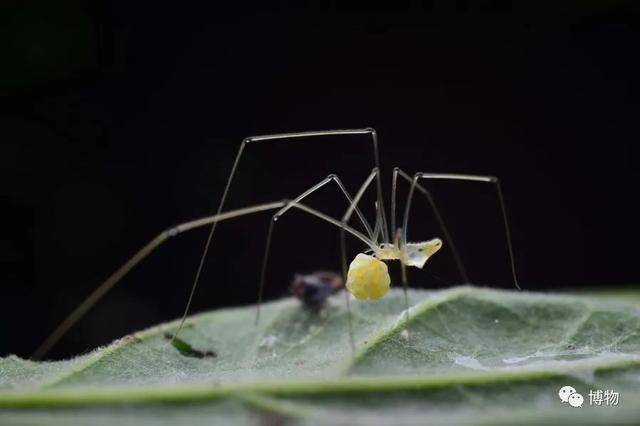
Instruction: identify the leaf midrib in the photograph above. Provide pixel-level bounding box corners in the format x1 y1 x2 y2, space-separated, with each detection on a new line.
2 355 639 408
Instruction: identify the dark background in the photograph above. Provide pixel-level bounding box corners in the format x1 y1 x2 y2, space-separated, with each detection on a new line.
2 1 638 359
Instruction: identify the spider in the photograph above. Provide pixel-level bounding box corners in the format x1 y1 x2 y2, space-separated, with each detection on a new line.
32 128 519 359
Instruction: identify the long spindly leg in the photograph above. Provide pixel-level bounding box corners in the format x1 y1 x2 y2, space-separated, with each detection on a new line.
32 199 372 360
256 170 382 355
334 168 382 351
402 173 521 290
392 167 469 283
400 262 409 308
392 227 410 309
339 168 379 278
264 199 377 353
32 201 286 360
256 172 378 324
184 128 389 345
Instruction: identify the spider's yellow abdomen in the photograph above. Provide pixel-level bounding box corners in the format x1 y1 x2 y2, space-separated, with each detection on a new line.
346 253 390 300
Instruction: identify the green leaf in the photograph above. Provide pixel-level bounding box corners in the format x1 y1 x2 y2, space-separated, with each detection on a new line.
2 286 640 425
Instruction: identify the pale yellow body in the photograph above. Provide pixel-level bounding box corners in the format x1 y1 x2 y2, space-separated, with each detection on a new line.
346 253 391 300
346 238 443 301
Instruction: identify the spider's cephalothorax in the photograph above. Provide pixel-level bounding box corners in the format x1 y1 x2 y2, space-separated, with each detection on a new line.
346 238 443 300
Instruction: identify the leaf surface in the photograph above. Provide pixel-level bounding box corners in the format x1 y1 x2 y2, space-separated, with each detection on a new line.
2 286 640 425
